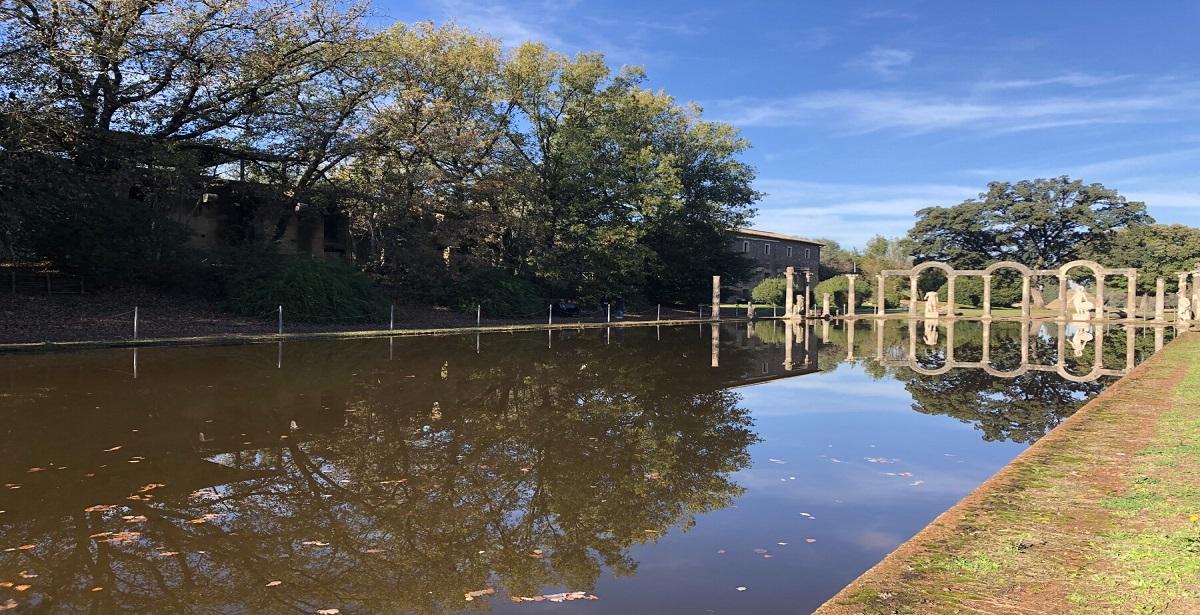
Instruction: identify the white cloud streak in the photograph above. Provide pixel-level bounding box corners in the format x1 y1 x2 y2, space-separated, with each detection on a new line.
714 76 1200 135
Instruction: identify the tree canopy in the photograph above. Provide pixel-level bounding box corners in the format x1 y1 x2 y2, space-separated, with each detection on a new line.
907 177 1153 270
0 6 757 305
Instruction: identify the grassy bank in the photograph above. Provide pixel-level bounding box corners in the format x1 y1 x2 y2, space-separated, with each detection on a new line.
817 331 1200 615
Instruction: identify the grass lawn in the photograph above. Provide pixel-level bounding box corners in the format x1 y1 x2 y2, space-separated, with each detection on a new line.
817 331 1200 614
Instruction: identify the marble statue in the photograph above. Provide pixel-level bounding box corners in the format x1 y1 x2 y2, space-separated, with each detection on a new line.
923 291 940 318
1070 287 1095 321
1069 325 1094 358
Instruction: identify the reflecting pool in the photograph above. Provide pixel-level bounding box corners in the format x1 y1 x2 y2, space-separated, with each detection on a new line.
0 319 1179 613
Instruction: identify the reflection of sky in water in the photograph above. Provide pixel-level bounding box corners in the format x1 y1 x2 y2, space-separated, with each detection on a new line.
505 360 1027 615
0 321 1177 615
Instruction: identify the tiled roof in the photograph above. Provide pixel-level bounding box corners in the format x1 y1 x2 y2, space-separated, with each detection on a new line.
732 228 825 246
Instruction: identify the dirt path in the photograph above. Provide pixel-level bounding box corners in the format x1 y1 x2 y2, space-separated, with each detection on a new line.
816 331 1200 615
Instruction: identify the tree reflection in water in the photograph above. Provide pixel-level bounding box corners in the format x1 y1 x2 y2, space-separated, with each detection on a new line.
0 330 757 613
0 320 1175 612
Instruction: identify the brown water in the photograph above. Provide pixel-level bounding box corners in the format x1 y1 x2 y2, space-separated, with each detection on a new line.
0 320 1177 614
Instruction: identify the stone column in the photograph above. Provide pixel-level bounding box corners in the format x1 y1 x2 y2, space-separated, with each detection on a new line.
982 274 993 319
1056 322 1066 366
1155 326 1164 352
946 274 957 317
783 319 793 370
804 271 813 318
907 319 917 360
822 293 831 317
908 275 918 317
846 274 858 318
1093 325 1105 371
784 266 795 320
946 320 956 362
1178 273 1190 323
1126 272 1137 321
1058 274 1069 321
1155 278 1166 322
711 320 720 367
1094 273 1105 320
876 275 885 316
1125 326 1136 371
981 319 992 364
711 275 721 321
1020 321 1030 365
874 318 884 359
1020 276 1031 319
846 319 855 361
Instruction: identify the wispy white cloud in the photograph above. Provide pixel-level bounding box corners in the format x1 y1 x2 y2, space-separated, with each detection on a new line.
852 47 914 80
747 180 980 247
973 72 1131 92
714 77 1200 135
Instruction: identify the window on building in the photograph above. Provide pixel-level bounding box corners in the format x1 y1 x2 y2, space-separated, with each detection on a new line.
742 240 749 253
805 248 811 259
764 243 771 255
786 246 793 257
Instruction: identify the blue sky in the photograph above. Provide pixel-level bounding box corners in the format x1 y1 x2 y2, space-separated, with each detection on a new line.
376 0 1200 247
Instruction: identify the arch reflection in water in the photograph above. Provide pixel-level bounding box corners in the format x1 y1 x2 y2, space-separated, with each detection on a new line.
0 320 1177 613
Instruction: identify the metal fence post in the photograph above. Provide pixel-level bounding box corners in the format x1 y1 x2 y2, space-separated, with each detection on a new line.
476 304 481 327
278 305 283 335
389 304 394 331
548 304 553 325
657 304 661 321
133 306 138 340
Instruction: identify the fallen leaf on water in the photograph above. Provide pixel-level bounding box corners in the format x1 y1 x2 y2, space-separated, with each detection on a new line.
187 513 220 525
89 532 111 539
777 542 788 546
316 609 340 614
26 467 45 473
301 541 329 547
735 586 747 592
510 592 596 603
122 515 148 523
0 583 10 588
16 544 35 550
104 531 141 544
804 538 816 544
910 480 925 487
17 572 36 579
104 446 122 452
90 587 103 592
265 580 282 587
365 548 384 554
85 504 116 513
464 588 494 601
13 585 29 592
138 483 165 493
716 549 726 554
0 599 17 611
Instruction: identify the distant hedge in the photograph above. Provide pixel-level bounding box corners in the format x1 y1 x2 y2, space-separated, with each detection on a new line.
449 269 545 318
225 252 388 323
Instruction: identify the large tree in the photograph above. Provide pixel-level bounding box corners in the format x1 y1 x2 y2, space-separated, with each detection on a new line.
907 177 1153 269
1084 223 1200 293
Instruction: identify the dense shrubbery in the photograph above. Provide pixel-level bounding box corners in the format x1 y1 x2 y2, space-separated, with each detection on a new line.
224 252 388 323
446 269 546 318
751 277 787 305
7 174 192 282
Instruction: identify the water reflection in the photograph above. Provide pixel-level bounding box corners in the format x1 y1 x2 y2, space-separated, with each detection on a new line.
0 320 1178 613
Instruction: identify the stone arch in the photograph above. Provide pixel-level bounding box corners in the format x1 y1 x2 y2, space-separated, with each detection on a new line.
1057 259 1105 277
982 364 1029 378
1058 259 1108 321
984 260 1034 277
1055 363 1103 384
909 361 954 376
911 261 957 275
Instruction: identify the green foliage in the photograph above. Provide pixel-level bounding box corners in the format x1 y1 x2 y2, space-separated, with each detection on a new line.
1085 224 1200 293
814 275 858 309
751 276 787 305
937 277 984 307
8 171 191 283
448 269 546 318
909 177 1154 270
224 252 388 323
